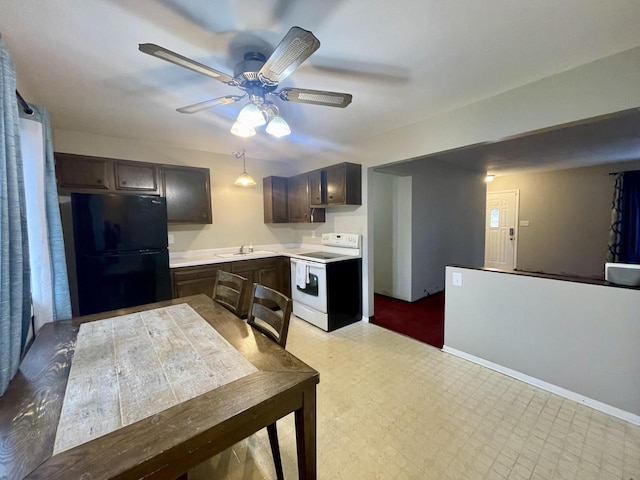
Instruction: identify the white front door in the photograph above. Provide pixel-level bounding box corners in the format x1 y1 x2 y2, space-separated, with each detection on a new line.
485 190 519 270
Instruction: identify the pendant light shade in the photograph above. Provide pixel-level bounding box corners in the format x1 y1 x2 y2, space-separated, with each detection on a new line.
233 149 256 187
237 103 266 127
234 171 257 186
230 121 256 137
266 115 291 137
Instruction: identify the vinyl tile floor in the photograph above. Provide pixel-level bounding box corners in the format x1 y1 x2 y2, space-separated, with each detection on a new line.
190 316 640 480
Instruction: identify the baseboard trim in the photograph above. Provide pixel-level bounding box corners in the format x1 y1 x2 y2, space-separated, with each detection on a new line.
442 345 640 426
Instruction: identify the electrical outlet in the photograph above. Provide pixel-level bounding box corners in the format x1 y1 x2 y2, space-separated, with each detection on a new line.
168 234 174 245
452 272 463 287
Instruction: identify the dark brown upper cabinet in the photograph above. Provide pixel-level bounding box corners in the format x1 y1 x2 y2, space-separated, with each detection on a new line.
262 162 361 224
114 161 159 194
287 173 325 224
309 169 325 206
325 162 361 206
55 153 212 225
56 153 112 191
301 162 362 207
161 165 212 224
263 176 289 223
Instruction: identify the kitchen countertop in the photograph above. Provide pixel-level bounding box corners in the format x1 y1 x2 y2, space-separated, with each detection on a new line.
169 243 361 268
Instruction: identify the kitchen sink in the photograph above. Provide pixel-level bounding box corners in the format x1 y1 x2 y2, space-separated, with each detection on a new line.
216 250 276 259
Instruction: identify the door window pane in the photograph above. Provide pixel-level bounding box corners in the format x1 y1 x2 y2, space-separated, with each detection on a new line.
490 208 500 228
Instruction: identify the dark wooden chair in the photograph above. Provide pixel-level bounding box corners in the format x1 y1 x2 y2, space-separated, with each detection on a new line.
246 284 293 480
212 270 247 316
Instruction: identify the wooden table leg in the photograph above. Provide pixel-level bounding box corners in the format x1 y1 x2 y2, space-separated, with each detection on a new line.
294 385 317 480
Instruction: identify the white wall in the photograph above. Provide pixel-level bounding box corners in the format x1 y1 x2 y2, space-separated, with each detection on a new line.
53 129 300 252
488 161 640 278
372 172 412 301
377 160 485 300
372 172 393 296
444 266 640 422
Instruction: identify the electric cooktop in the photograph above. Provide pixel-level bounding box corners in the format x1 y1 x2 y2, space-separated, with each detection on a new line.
298 251 348 260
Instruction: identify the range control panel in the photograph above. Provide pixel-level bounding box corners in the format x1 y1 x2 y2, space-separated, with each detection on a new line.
321 233 361 249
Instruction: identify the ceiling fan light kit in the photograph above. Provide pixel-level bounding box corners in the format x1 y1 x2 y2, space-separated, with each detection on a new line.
265 115 291 138
237 103 266 127
139 26 352 139
230 121 256 138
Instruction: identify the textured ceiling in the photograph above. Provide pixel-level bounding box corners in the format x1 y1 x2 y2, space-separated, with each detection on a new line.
2 0 640 168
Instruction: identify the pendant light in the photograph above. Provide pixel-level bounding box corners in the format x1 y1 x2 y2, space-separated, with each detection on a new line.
233 149 256 187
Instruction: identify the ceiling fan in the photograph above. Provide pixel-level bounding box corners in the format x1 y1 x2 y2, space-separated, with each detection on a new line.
139 26 353 138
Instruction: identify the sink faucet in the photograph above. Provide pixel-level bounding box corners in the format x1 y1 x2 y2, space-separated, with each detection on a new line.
239 244 245 254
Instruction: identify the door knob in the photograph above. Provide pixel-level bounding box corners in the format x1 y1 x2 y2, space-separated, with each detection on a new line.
509 227 515 240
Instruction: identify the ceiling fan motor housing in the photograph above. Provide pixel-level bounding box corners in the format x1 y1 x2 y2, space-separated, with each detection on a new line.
234 52 267 84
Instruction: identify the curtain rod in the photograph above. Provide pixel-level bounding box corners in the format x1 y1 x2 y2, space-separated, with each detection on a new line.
15 90 34 115
609 170 640 176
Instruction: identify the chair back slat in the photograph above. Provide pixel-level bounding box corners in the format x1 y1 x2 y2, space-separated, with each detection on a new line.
247 284 293 348
212 271 247 316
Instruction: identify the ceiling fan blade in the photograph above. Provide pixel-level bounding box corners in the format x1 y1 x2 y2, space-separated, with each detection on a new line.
176 95 244 114
278 88 352 108
258 27 320 86
139 43 235 84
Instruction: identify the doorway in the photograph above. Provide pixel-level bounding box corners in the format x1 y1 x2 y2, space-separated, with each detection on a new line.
485 190 519 270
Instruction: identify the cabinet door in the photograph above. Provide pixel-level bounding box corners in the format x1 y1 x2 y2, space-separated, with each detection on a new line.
287 173 310 222
231 258 285 316
230 262 257 317
308 170 325 206
162 165 212 224
171 263 229 299
325 163 361 206
263 176 289 223
115 161 159 194
326 164 346 204
258 264 281 291
279 257 292 298
56 153 112 190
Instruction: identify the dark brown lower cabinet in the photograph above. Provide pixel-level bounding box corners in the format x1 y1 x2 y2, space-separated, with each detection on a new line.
172 257 291 318
171 263 230 299
231 257 288 317
232 258 278 317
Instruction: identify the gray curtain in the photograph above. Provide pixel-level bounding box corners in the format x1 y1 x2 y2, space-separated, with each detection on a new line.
0 40 31 395
20 105 72 321
606 173 624 263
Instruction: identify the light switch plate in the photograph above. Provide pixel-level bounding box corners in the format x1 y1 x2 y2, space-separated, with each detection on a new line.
168 234 174 245
519 220 530 227
452 272 463 287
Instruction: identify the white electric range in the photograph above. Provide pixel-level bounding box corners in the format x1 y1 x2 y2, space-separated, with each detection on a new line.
290 233 362 331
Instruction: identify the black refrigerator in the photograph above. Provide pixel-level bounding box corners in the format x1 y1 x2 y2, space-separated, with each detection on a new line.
71 193 172 316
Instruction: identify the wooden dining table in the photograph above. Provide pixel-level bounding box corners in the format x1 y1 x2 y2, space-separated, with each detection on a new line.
0 294 319 479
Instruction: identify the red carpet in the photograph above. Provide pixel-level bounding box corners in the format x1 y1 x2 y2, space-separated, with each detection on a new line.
372 292 444 348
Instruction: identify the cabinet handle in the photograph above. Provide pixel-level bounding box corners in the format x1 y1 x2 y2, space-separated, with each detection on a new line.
96 179 102 184
122 181 127 185
329 195 333 199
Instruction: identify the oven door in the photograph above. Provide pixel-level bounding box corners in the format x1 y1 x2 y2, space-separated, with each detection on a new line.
290 259 327 313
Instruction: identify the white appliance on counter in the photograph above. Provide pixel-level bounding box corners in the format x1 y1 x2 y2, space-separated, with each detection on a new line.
290 233 362 331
